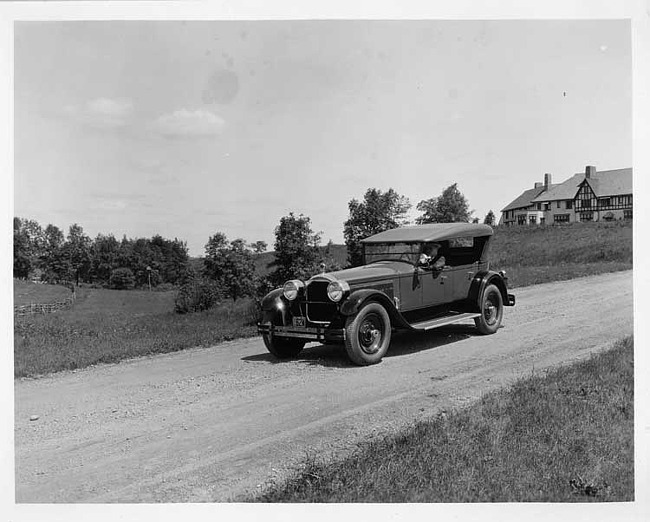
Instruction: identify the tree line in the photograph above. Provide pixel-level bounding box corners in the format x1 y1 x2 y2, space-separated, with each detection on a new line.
13 218 190 289
14 183 496 311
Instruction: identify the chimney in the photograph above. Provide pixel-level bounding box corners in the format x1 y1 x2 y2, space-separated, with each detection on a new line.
544 173 552 189
534 182 543 188
585 165 596 179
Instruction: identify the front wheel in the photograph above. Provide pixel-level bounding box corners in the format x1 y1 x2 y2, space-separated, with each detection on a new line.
344 302 391 365
261 311 305 359
474 284 504 334
262 334 306 358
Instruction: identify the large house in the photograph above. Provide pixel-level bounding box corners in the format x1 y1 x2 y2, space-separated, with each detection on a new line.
500 166 632 226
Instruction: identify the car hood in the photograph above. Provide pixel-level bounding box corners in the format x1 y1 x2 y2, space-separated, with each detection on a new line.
308 261 413 286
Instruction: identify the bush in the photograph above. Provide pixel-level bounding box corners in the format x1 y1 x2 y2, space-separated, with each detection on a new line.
174 277 222 313
154 282 177 292
109 268 135 290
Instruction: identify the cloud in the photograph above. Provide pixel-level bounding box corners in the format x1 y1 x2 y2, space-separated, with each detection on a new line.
152 109 226 138
64 98 134 129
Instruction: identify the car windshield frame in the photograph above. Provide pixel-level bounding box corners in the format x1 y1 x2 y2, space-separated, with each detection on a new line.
363 242 422 266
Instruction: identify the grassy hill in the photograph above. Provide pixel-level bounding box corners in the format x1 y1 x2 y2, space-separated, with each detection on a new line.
489 221 632 287
13 280 73 307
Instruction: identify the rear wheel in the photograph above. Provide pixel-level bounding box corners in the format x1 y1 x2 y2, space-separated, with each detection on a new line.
261 312 306 358
344 302 391 365
474 284 503 334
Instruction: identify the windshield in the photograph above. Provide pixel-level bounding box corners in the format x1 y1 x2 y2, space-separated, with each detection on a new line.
363 242 420 265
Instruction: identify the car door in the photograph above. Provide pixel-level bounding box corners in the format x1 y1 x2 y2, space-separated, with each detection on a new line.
419 264 453 306
446 262 477 302
398 268 424 311
445 237 481 302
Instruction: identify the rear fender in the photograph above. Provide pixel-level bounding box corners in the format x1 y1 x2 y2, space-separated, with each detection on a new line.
467 271 508 310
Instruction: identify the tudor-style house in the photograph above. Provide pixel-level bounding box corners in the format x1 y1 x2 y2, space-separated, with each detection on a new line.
500 173 554 226
500 165 632 226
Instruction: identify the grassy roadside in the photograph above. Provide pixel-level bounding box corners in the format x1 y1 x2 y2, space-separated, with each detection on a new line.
253 337 634 502
14 288 259 378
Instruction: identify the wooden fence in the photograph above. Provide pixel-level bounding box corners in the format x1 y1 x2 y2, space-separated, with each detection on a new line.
14 292 76 317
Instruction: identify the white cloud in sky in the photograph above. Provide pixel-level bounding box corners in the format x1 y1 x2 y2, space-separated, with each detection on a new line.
64 97 134 129
152 109 226 138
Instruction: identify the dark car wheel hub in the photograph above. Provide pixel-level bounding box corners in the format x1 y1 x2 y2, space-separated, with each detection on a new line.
359 315 383 354
484 295 498 325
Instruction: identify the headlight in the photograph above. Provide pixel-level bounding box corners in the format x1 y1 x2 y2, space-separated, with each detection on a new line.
282 280 304 301
327 280 350 302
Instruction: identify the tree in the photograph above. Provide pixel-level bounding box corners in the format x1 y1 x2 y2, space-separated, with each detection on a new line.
91 233 120 284
13 217 46 278
483 210 496 226
269 213 322 285
64 224 92 286
416 183 472 224
109 267 136 290
250 240 268 254
13 222 31 278
343 188 411 267
204 234 256 301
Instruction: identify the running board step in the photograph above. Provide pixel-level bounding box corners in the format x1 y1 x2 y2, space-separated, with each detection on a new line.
410 312 481 331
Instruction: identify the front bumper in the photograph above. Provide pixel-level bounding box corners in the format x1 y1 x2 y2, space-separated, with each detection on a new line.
258 323 346 343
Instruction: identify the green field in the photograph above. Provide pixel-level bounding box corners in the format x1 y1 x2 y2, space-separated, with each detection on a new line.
13 280 73 307
14 287 259 378
14 221 632 377
490 221 633 287
253 337 634 502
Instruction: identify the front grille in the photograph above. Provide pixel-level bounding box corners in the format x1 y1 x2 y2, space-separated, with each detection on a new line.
306 281 329 302
306 281 337 323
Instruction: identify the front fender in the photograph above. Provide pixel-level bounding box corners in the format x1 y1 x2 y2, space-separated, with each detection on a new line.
467 271 509 310
339 289 410 329
260 288 291 326
261 288 284 311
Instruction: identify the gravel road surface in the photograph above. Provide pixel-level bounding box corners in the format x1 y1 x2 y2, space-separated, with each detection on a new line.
14 270 634 502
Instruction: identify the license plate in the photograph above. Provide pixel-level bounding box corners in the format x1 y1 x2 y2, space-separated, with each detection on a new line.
293 316 306 327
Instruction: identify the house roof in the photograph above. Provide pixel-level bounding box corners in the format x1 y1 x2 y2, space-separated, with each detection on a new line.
501 185 549 212
531 168 632 202
361 223 493 244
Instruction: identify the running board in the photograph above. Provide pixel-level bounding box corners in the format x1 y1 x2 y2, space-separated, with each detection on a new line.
410 312 481 331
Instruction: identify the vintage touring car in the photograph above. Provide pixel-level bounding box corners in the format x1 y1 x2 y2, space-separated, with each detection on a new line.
258 223 515 365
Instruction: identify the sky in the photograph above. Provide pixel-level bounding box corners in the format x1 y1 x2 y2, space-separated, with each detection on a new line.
14 20 632 256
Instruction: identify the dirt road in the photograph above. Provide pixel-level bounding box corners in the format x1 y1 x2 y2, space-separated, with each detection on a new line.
14 270 633 502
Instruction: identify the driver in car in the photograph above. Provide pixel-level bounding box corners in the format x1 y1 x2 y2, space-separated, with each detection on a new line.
419 242 446 270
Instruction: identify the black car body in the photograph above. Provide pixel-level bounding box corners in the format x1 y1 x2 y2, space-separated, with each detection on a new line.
258 223 515 365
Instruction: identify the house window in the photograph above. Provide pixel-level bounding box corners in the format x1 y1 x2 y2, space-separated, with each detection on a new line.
529 215 537 224
556 201 561 208
624 209 632 220
540 217 546 225
579 212 594 222
536 203 541 210
554 214 570 223
618 195 632 207
517 215 526 225
566 200 573 210
599 198 611 208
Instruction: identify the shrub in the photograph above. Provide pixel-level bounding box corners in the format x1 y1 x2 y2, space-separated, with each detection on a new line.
174 277 222 313
109 267 135 290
